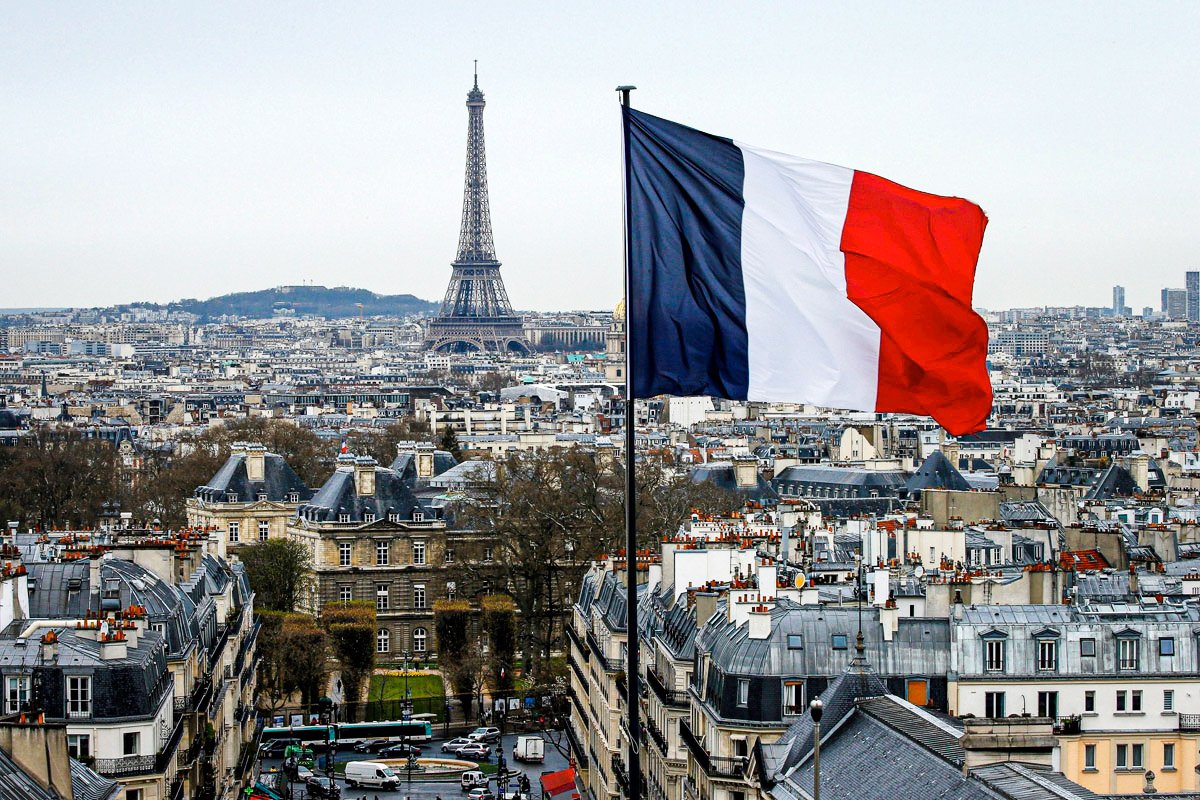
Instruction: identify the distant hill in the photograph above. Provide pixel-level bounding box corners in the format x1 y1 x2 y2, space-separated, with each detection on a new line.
161 285 439 321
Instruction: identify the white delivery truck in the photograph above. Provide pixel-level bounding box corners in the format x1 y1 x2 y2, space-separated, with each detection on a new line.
512 734 545 763
344 760 401 790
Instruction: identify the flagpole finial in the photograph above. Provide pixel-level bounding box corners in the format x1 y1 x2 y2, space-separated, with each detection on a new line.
616 85 637 107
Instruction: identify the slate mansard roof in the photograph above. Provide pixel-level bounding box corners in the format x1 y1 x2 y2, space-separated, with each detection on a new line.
194 448 312 503
299 456 434 522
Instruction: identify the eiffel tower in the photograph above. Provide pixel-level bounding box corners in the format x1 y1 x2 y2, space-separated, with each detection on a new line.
424 68 529 354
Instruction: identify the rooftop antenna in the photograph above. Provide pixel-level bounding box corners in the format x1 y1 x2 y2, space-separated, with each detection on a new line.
473 59 479 90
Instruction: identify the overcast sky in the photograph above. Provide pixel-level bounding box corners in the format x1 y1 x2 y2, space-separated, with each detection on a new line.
3 3 1198 313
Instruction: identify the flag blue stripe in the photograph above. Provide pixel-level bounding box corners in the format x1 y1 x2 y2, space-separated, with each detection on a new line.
625 108 749 400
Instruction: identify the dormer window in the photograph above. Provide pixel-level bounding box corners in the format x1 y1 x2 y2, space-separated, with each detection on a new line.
387 511 400 523
1117 634 1140 671
257 493 268 502
338 512 351 524
981 631 1008 672
287 492 300 503
363 512 376 524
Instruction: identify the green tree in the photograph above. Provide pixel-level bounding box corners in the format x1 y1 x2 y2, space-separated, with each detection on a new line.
434 599 476 717
438 427 463 460
482 594 517 691
256 611 330 714
239 538 313 612
322 600 376 719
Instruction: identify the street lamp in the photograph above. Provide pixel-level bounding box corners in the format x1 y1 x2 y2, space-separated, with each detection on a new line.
318 695 336 798
403 650 417 783
810 699 824 800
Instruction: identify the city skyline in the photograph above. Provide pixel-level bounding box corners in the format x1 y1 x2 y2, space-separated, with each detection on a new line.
3 3 1198 312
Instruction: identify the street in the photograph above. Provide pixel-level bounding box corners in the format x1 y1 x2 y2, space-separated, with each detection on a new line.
257 731 573 800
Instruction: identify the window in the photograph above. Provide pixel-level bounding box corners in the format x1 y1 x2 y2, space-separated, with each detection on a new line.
1037 691 1058 719
985 691 1006 719
338 542 352 567
257 493 268 502
338 512 351 523
228 521 240 543
126 790 143 800
1084 743 1096 770
414 627 427 653
363 512 376 524
985 640 1006 672
376 584 389 611
413 541 426 565
5 676 28 714
737 679 749 706
67 676 90 717
288 492 300 503
1131 690 1142 712
123 731 139 756
786 634 804 650
1164 742 1175 770
782 682 804 715
1159 638 1175 656
446 581 457 601
1116 744 1128 769
258 520 269 542
1132 743 1144 769
1037 640 1057 671
376 541 389 566
413 585 427 610
1116 691 1127 712
338 586 352 603
1084 691 1095 713
1118 637 1139 670
1080 638 1096 657
376 628 390 654
66 734 90 760
484 546 494 562
831 634 848 650
445 548 455 564
413 511 425 522
1164 689 1174 712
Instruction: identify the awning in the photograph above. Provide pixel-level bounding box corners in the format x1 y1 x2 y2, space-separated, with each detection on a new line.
540 768 578 799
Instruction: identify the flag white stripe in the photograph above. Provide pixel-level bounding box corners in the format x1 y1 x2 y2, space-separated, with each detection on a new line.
736 142 882 410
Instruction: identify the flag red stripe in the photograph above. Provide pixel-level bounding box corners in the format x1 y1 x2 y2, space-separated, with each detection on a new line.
841 171 992 436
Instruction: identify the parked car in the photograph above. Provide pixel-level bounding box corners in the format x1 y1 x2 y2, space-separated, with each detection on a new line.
460 770 489 790
352 738 392 753
378 743 422 758
457 743 491 760
441 737 475 754
468 788 495 800
258 738 300 757
303 777 342 799
467 726 502 743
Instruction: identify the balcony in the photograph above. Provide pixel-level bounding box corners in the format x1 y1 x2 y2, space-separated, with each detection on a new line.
564 722 589 770
644 716 668 757
567 649 587 686
679 719 744 780
586 631 624 673
1180 714 1200 731
96 716 185 778
565 624 589 662
646 667 687 708
612 753 630 795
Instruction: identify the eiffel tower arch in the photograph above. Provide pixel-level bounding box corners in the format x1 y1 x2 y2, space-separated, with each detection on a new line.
424 69 530 355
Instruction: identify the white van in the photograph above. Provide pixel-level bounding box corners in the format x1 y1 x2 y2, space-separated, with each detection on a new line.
345 760 400 790
512 735 544 763
461 770 489 790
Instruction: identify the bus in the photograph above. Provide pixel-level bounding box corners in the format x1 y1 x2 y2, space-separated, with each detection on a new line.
261 720 434 749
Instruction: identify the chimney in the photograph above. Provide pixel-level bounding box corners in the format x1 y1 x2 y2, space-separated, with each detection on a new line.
353 456 377 497
40 630 58 664
245 442 267 483
872 568 890 607
943 440 961 471
1127 453 1150 493
755 561 778 596
693 591 719 626
748 605 772 640
416 443 436 479
733 456 757 489
879 605 899 641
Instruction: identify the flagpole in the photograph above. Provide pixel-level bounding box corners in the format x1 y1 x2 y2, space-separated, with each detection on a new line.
617 83 643 800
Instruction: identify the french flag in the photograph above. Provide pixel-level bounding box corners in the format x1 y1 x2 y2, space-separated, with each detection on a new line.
625 108 992 436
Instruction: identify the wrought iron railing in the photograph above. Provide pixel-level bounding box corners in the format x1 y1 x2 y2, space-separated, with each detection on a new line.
644 716 668 756
647 667 687 708
565 623 589 662
679 719 745 779
612 753 630 794
564 722 589 769
1180 713 1200 731
567 648 587 685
